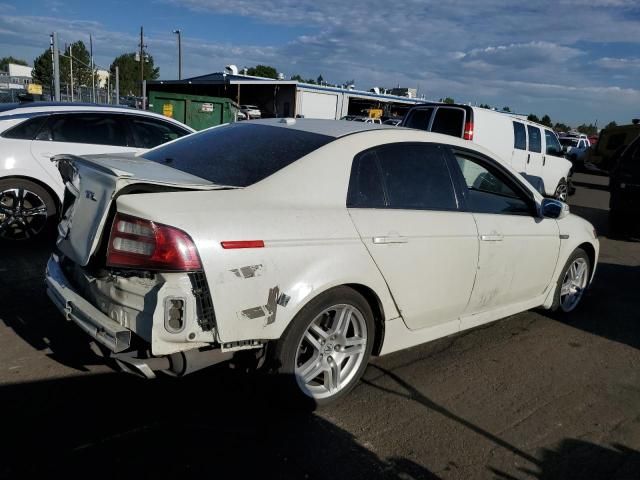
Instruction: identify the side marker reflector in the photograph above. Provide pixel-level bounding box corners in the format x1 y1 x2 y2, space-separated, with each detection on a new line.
221 240 265 249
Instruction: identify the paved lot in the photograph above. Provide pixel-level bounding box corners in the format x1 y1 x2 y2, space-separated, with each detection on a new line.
1 173 639 479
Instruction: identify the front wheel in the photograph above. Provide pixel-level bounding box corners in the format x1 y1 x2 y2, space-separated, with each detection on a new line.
274 286 375 407
554 179 568 202
552 248 591 313
0 179 57 241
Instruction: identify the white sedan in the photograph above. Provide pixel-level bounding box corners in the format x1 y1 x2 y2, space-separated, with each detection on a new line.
45 119 599 405
0 103 194 240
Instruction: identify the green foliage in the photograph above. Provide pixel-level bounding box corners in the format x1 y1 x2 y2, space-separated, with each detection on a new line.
440 97 455 104
527 113 540 123
478 103 492 109
246 65 278 79
540 114 552 127
0 56 28 71
502 106 511 112
317 74 324 85
109 53 160 96
32 41 96 89
553 122 571 132
604 121 617 129
576 123 598 136
290 74 304 81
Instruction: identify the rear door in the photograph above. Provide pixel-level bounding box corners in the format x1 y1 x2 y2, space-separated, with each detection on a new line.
525 125 544 191
30 113 141 163
347 142 478 331
127 115 191 149
511 121 528 174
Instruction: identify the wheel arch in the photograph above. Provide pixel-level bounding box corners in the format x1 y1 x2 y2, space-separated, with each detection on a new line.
345 283 386 356
577 241 596 284
0 174 61 215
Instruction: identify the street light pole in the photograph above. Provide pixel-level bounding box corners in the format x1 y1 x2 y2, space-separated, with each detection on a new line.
172 29 182 80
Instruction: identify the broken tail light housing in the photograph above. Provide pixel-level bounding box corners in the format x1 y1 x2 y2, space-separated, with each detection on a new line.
463 121 474 140
107 213 202 271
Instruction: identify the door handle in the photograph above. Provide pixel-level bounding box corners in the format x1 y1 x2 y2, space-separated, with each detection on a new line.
527 153 530 164
372 236 408 244
480 234 504 242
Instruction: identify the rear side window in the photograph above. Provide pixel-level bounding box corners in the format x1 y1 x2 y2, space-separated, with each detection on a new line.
527 125 542 153
403 108 434 130
129 116 189 149
41 114 129 146
347 150 386 208
142 123 333 187
375 143 457 210
2 116 48 140
513 122 527 150
431 108 464 137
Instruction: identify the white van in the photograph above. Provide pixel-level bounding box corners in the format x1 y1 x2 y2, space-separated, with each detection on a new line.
401 103 572 200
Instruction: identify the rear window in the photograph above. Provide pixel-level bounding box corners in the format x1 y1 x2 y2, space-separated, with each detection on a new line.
431 108 465 137
513 122 527 150
403 108 434 130
527 125 542 153
2 115 48 140
141 123 334 187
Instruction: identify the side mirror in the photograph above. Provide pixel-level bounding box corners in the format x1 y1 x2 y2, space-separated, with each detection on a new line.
541 198 570 219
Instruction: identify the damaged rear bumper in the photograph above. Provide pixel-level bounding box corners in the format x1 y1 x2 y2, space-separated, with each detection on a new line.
46 253 132 353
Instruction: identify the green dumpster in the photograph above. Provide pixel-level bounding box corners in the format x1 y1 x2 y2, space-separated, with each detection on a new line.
148 92 238 130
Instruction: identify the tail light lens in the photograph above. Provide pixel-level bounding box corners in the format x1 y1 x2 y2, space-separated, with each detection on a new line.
463 121 474 140
107 213 202 271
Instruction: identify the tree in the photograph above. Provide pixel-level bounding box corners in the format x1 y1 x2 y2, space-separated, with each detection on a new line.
290 74 304 81
32 40 95 89
478 103 492 109
604 121 617 129
317 74 324 85
577 123 598 136
540 114 552 127
0 56 28 71
439 97 455 104
527 113 540 123
502 106 511 112
109 53 160 96
554 122 571 133
246 65 278 79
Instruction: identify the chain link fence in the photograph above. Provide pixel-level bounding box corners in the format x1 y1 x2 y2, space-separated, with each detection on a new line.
0 84 119 105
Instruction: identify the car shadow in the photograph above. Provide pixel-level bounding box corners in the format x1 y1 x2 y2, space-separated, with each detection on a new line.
0 371 441 480
0 239 102 371
571 180 610 193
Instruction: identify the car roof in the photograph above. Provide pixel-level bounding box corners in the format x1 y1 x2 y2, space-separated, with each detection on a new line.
248 118 394 137
0 102 195 130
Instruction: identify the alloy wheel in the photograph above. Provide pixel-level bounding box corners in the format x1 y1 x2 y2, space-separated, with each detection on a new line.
555 182 568 202
560 257 588 312
0 188 49 240
294 304 368 400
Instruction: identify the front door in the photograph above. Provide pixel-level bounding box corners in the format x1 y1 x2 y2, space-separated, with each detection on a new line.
347 142 479 331
450 150 560 317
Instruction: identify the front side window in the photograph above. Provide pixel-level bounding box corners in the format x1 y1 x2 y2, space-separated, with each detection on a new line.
527 125 542 153
129 116 189 149
513 122 527 150
2 115 48 140
545 130 562 155
454 153 532 216
41 114 129 146
374 143 457 210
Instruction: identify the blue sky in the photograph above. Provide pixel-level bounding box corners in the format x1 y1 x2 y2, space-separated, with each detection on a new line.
1 0 639 125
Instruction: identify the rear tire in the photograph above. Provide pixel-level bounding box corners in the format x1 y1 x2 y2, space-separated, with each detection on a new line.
273 286 375 408
0 178 57 241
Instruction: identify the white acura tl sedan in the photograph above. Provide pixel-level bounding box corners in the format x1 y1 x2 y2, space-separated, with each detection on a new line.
45 119 599 405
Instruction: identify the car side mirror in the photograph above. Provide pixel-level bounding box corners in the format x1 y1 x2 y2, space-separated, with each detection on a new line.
540 198 569 219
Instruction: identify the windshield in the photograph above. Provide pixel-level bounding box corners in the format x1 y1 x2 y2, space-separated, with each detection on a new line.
560 138 578 147
141 123 334 187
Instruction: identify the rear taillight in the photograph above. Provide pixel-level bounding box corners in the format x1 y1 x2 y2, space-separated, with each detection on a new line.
107 213 201 271
463 121 474 140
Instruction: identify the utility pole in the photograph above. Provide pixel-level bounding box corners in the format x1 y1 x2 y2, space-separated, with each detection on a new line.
52 32 60 101
139 26 145 104
90 34 95 103
115 65 120 105
69 43 74 102
172 29 182 80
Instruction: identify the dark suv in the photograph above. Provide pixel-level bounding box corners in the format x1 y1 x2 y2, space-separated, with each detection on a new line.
609 134 640 235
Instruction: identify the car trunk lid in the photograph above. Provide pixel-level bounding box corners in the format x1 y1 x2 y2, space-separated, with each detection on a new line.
53 152 227 266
